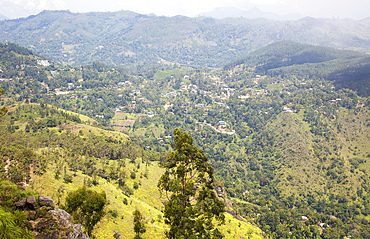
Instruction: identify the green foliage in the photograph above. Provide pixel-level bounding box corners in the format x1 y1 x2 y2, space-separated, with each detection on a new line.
0 180 35 210
64 186 107 236
0 208 33 239
0 180 34 239
63 173 73 183
158 128 225 238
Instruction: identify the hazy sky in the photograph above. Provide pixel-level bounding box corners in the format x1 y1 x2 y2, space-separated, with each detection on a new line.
0 0 369 20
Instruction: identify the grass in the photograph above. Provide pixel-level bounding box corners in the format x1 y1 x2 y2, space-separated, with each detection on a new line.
219 213 263 239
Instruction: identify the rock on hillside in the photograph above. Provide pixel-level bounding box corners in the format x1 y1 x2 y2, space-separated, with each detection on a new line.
14 195 89 239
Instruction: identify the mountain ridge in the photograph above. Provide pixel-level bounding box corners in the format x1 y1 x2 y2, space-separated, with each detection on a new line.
1 10 369 68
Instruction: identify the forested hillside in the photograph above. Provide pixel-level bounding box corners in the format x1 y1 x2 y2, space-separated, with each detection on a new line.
1 10 370 68
224 41 370 96
1 39 370 238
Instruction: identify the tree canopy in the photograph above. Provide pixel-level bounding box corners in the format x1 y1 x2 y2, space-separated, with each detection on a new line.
64 186 107 236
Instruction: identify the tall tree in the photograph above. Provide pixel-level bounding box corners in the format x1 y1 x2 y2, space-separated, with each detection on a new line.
158 128 225 239
133 209 146 239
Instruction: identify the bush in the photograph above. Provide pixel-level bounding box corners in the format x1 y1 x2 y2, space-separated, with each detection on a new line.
133 182 139 190
64 174 73 183
109 209 118 218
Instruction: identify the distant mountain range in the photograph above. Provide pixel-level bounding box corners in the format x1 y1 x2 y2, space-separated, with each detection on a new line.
198 7 304 21
0 10 369 68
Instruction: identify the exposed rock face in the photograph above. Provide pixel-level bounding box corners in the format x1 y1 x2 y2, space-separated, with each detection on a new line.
70 224 90 239
15 196 89 239
39 195 55 209
26 196 37 210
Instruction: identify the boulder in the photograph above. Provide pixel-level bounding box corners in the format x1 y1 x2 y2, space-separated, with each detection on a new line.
27 196 38 210
39 196 55 210
15 198 27 208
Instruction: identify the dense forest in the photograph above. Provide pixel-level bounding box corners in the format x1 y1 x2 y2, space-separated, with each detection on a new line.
1 38 370 239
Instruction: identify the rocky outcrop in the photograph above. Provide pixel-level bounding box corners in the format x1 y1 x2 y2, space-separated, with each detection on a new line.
14 196 89 239
39 195 55 210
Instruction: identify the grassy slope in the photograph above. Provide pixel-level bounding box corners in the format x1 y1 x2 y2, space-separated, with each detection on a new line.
31 156 262 239
6 103 129 142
